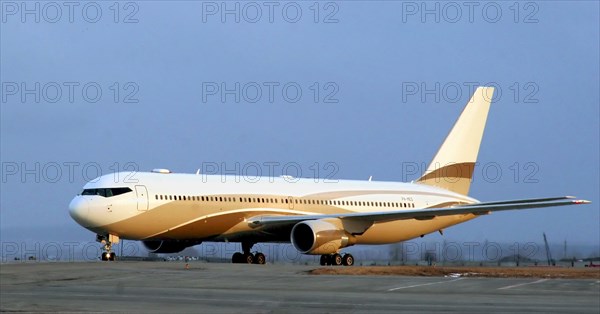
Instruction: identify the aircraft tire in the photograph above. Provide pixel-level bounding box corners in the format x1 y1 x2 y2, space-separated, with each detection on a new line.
232 252 243 263
342 254 354 266
254 253 266 264
332 253 343 266
243 253 254 264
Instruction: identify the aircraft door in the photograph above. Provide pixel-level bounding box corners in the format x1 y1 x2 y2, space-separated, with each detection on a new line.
135 185 149 211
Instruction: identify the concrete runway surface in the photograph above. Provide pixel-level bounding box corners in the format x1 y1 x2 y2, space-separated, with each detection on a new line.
1 262 599 313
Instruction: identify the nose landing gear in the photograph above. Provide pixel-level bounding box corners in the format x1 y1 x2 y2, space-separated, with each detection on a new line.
97 234 118 261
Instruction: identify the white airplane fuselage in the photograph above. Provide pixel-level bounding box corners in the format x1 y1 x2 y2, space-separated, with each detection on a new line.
69 171 478 246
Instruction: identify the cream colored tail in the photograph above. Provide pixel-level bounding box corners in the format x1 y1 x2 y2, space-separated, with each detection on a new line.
417 86 495 196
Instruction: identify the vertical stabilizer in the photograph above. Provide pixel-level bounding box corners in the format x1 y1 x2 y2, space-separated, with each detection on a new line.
417 86 494 195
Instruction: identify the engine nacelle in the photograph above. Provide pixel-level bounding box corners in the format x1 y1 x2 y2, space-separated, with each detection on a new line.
291 220 355 255
142 240 201 253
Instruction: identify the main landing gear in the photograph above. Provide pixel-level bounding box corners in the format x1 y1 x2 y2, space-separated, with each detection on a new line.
97 234 117 261
320 253 354 266
231 242 266 264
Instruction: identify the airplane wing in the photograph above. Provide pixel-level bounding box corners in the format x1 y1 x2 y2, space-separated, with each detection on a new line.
248 196 590 228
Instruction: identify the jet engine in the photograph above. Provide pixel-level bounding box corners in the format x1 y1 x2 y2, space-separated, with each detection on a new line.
291 219 355 255
142 240 201 253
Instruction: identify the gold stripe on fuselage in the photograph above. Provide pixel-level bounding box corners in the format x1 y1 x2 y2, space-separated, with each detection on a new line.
96 190 473 244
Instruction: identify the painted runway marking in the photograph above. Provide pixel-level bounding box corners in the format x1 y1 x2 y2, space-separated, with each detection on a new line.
498 279 548 290
387 278 463 291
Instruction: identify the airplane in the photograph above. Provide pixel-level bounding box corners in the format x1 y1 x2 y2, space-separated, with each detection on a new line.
68 86 590 265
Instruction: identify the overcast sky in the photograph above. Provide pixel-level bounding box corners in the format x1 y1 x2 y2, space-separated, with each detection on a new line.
1 1 598 254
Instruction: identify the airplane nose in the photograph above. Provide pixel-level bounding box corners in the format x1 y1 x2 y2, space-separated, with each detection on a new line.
69 197 90 227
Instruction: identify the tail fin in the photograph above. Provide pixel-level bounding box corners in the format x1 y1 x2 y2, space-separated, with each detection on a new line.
417 86 495 196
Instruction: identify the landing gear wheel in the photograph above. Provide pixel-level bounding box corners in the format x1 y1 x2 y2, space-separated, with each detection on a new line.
243 253 254 264
254 253 266 265
331 253 343 266
233 242 266 265
101 252 116 261
232 252 243 263
342 254 354 266
98 234 115 262
320 255 329 266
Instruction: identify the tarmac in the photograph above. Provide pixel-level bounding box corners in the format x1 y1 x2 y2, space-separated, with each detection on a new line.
1 262 599 313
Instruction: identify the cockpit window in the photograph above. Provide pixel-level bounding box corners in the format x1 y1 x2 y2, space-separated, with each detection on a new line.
81 187 132 197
